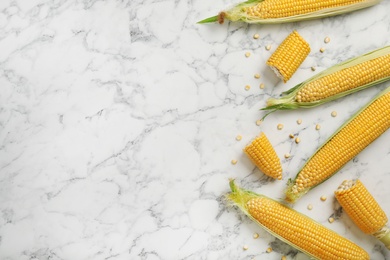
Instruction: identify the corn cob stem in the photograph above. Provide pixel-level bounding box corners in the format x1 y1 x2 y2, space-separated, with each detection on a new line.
335 180 390 249
228 180 369 260
198 0 381 24
285 86 390 203
263 45 390 111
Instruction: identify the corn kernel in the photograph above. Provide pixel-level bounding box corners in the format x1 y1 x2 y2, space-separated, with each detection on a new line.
289 134 294 138
236 135 242 141
245 85 251 91
243 245 249 250
295 137 301 144
331 111 338 117
231 159 237 165
316 124 321 130
256 120 262 126
260 83 265 89
297 119 302 125
266 247 273 253
281 256 287 260
311 66 316 71
277 124 284 130
307 204 313 210
253 233 259 239
285 153 291 159
254 73 260 79
245 52 251 57
320 47 325 53
265 45 271 51
329 217 335 223
253 33 260 39
324 37 330 44
320 195 327 201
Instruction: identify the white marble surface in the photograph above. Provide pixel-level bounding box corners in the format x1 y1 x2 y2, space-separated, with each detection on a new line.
1 0 390 259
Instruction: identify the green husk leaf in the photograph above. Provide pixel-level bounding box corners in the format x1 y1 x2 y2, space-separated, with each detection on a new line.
262 45 390 111
199 0 381 24
285 85 390 203
197 15 218 24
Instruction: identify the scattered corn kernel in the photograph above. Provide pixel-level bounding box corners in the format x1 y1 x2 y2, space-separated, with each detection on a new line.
236 135 242 141
320 195 327 201
289 133 294 138
231 159 237 165
254 73 260 79
316 124 321 130
284 153 291 159
245 85 251 91
329 217 335 223
311 66 316 71
295 137 301 144
324 37 330 44
281 256 287 260
265 45 271 51
245 52 251 57
256 120 262 126
320 47 325 53
297 119 302 125
307 204 313 210
243 245 249 250
253 33 260 39
331 111 338 117
260 83 265 89
266 247 273 253
253 233 259 239
277 124 284 130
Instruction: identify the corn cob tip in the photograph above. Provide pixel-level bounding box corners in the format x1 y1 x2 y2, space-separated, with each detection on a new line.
377 227 390 250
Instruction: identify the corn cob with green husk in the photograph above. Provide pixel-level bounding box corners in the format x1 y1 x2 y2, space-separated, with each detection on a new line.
198 0 381 24
263 45 390 111
335 179 390 249
227 180 369 259
285 86 390 203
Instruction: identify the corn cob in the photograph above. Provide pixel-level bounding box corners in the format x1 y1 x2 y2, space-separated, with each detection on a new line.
285 86 390 203
267 31 310 83
263 45 390 111
228 180 369 260
244 132 282 180
198 0 381 24
335 179 390 249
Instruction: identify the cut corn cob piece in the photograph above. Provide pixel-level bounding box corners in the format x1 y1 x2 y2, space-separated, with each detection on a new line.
335 179 390 249
198 0 381 24
285 86 390 203
244 133 282 180
228 180 369 260
267 31 310 83
263 45 390 111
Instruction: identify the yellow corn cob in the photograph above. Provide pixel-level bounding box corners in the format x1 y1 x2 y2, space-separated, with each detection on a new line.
198 0 381 24
244 132 282 180
267 31 310 83
228 180 369 260
264 45 390 111
335 180 390 249
285 86 390 203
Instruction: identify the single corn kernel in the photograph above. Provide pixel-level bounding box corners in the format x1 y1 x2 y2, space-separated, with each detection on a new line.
277 124 284 130
256 120 262 126
289 133 294 138
307 204 313 210
316 124 321 130
297 119 302 125
329 217 335 223
245 85 251 91
231 159 237 165
253 33 260 39
245 52 251 57
320 195 327 201
266 247 273 253
324 37 331 44
320 48 325 53
243 245 249 250
295 137 301 144
265 45 271 51
254 73 260 79
253 233 259 239
284 153 291 159
331 111 338 117
260 83 265 89
236 135 242 141
311 66 316 71
281 256 287 260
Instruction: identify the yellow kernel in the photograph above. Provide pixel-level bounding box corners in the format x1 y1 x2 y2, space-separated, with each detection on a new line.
295 137 301 144
231 159 237 165
253 233 259 239
245 85 251 91
259 83 265 89
281 256 287 260
266 247 273 253
236 135 242 141
297 119 302 125
284 153 291 159
289 133 294 139
265 45 271 51
256 120 262 126
253 33 260 39
307 204 313 210
320 195 327 201
324 37 330 44
277 124 284 130
331 111 338 117
328 217 335 223
320 47 325 53
315 124 321 130
245 52 251 58
311 66 316 71
243 245 249 250
254 73 260 79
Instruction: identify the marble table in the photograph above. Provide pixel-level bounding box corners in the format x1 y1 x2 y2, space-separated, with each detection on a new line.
1 0 390 259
